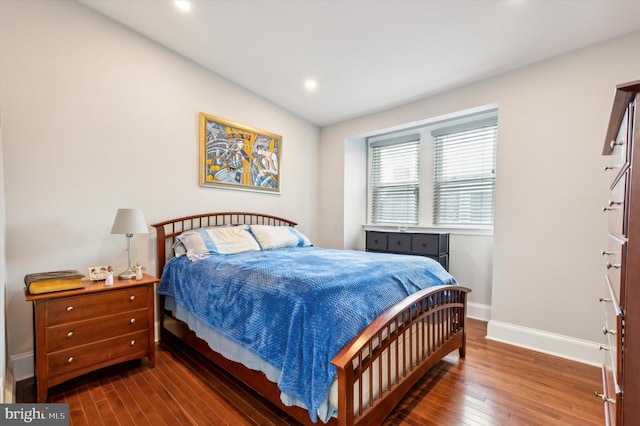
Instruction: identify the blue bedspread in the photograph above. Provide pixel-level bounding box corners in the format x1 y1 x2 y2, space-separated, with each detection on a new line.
157 246 457 422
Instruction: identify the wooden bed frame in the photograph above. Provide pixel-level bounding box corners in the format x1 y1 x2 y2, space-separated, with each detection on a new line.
152 212 470 426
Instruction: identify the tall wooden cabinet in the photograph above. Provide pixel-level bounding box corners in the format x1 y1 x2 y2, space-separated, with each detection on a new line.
600 80 640 425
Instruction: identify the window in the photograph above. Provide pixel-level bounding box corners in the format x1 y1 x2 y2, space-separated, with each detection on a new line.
369 134 420 225
432 118 497 226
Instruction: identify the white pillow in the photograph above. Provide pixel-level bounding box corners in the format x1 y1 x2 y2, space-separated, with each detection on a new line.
249 225 312 250
174 225 260 261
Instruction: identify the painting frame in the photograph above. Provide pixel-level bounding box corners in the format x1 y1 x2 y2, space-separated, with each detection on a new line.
199 112 282 193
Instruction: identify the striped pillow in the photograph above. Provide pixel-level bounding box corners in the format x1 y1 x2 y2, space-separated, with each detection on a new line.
174 225 260 261
249 225 311 250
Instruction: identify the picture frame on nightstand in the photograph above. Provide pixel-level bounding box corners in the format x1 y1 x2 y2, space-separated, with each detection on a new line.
88 266 108 281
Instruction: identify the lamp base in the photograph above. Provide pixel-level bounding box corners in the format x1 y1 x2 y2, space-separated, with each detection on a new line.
118 268 136 280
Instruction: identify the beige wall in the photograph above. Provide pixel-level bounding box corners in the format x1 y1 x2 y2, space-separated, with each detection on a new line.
318 30 640 363
0 0 319 376
0 123 6 400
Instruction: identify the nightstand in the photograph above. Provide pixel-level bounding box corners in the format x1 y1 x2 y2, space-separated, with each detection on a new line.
25 273 160 403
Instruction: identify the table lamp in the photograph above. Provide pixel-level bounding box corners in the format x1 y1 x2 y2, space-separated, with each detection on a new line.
110 208 148 279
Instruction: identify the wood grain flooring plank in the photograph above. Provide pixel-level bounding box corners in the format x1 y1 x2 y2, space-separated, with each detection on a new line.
94 397 118 426
168 341 285 425
118 368 170 426
155 349 232 424
151 354 228 425
17 319 603 426
109 371 152 426
75 384 104 426
131 366 196 425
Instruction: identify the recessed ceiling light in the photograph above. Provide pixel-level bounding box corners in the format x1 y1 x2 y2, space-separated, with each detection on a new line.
305 79 318 91
175 0 191 12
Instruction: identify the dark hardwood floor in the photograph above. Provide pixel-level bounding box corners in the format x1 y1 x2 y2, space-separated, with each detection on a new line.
16 319 604 425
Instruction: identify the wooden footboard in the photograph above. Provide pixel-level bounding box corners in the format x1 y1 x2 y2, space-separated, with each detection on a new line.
152 213 470 426
332 285 470 426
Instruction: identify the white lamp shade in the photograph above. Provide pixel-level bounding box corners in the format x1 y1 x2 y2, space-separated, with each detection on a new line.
110 208 149 235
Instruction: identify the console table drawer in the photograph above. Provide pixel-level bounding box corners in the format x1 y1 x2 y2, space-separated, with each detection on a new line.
387 233 412 253
412 234 447 256
365 231 388 251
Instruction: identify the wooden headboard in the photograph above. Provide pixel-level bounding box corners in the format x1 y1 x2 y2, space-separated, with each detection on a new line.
150 212 297 276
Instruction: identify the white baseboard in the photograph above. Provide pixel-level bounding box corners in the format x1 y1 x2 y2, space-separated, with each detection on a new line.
4 365 14 403
467 302 491 321
486 320 602 366
11 351 33 382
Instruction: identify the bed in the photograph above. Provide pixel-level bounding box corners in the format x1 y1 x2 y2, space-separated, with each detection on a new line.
152 212 470 426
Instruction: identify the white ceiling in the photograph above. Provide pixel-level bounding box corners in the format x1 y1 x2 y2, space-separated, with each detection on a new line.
78 0 640 127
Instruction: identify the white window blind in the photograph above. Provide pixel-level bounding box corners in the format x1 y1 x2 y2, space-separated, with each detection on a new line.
369 135 420 224
433 119 497 226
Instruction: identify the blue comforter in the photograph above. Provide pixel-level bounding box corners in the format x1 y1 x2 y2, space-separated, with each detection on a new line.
157 246 457 422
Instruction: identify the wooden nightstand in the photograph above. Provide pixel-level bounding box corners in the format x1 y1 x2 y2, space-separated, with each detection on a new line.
25 273 160 403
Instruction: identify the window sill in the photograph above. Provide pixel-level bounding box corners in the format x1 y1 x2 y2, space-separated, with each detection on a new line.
362 224 493 237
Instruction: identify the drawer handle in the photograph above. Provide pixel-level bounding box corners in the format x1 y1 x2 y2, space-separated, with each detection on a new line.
130 340 136 346
66 306 74 312
608 199 623 207
421 242 427 247
599 345 610 351
606 262 621 269
130 318 136 324
594 391 615 404
604 165 618 171
610 140 624 149
130 295 136 301
599 297 611 303
601 250 613 256
67 331 74 338
602 326 616 336
602 206 614 212
396 241 401 245
67 356 74 363
373 239 379 243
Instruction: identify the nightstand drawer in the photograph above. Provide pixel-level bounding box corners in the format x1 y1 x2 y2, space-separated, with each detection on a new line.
45 286 148 326
46 308 149 352
47 330 149 378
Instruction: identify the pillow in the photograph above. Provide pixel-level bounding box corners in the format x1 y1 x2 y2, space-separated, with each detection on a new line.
172 225 228 258
173 240 188 258
174 225 260 261
249 225 312 250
